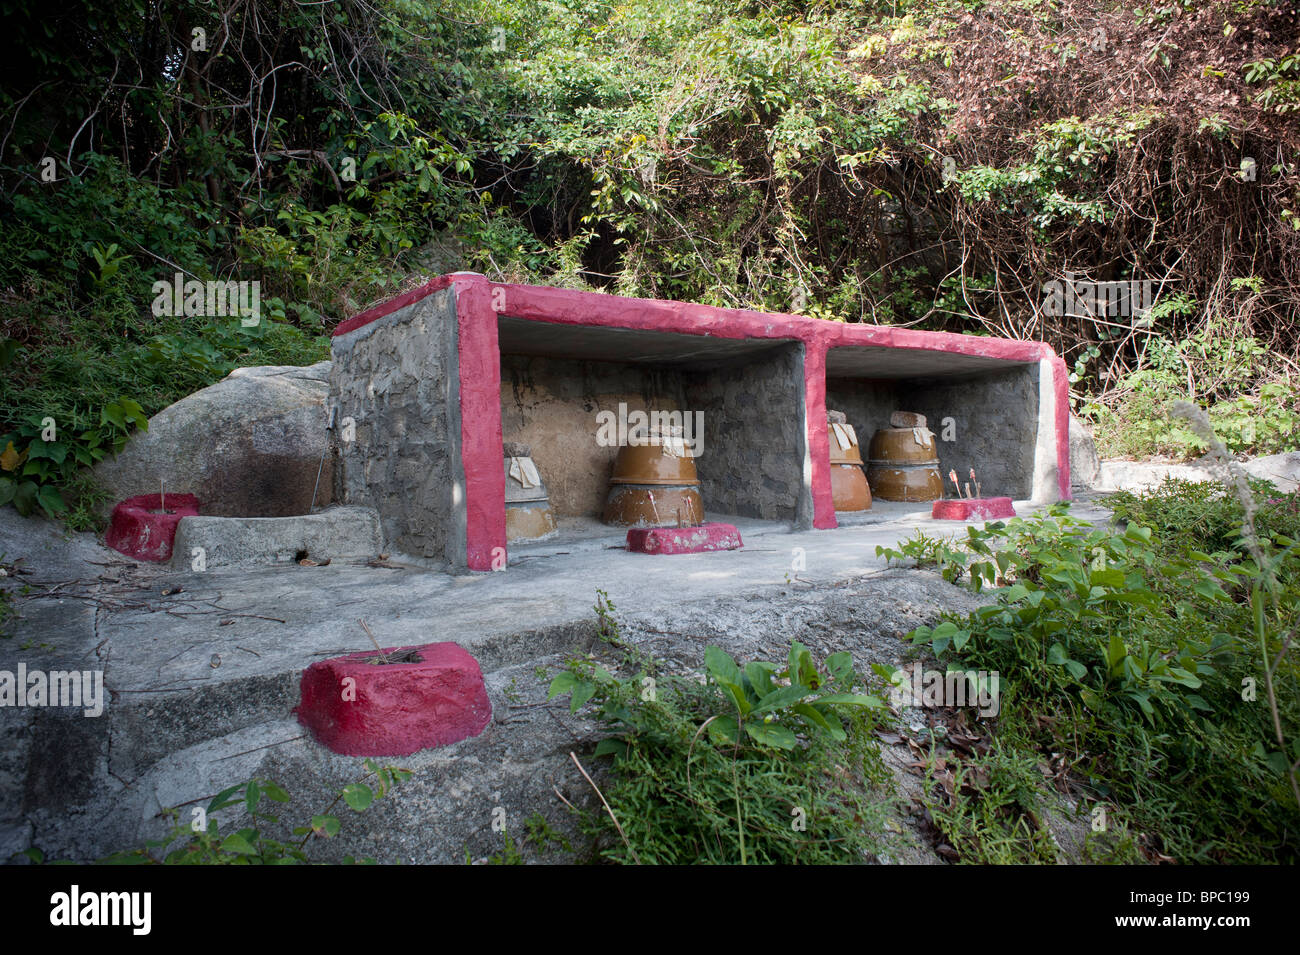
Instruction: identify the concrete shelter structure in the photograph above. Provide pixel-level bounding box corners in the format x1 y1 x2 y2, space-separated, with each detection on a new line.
329 273 1070 570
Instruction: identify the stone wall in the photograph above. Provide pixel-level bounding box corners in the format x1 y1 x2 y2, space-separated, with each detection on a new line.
899 365 1039 500
684 342 811 525
329 287 461 562
824 379 900 451
499 354 688 518
825 364 1040 501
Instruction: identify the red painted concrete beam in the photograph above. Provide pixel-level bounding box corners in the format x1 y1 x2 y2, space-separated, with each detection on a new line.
332 274 454 338
453 276 507 571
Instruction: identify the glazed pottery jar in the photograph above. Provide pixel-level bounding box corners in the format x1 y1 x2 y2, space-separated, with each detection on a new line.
866 416 944 502
504 442 558 542
827 410 871 511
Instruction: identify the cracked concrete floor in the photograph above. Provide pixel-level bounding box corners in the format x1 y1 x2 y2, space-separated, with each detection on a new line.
0 498 1112 862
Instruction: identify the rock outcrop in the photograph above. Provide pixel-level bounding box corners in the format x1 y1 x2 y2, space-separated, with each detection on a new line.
94 362 333 517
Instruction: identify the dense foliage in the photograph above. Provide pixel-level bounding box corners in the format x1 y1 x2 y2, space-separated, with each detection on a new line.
881 479 1300 863
1 0 1297 518
546 595 895 863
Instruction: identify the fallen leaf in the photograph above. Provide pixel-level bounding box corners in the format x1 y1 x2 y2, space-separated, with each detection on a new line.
0 441 25 472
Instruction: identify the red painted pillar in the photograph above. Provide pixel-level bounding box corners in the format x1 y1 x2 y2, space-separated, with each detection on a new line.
1049 350 1073 500
804 339 837 529
453 275 507 570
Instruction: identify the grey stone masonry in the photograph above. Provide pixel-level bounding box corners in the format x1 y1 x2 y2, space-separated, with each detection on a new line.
329 287 462 564
684 342 812 525
900 365 1040 500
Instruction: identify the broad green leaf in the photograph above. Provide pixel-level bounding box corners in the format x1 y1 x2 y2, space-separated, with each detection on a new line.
789 641 817 687
101 403 127 429
792 703 845 741
744 721 798 749
824 651 853 682
705 646 742 687
1004 583 1031 603
220 833 257 855
744 661 777 697
1089 567 1125 588
817 692 887 708
706 715 739 746
208 783 245 813
311 814 341 837
1106 633 1127 674
752 683 810 714
341 783 373 811
1264 750 1290 776
1192 579 1226 602
569 681 596 713
1126 691 1154 716
546 671 577 699
11 481 36 516
593 738 628 759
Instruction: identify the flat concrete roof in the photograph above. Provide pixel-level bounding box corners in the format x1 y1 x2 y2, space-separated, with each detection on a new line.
497 315 795 368
498 316 1032 379
826 345 1033 380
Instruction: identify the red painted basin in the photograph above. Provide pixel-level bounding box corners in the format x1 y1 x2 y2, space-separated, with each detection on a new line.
295 641 492 756
931 497 1016 521
105 493 200 561
626 521 743 555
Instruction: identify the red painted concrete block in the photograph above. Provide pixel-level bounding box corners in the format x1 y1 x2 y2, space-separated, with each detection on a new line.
626 522 743 555
105 493 200 561
931 497 1016 521
295 641 492 757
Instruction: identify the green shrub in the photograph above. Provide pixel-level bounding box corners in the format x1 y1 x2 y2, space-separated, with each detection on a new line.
546 638 896 864
1104 477 1300 560
899 501 1300 863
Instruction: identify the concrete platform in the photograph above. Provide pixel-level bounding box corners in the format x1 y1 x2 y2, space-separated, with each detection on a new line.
0 497 1111 862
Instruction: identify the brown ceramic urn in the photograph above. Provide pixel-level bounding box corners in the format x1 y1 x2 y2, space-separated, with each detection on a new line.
602 428 704 527
504 442 558 542
827 410 871 511
866 413 944 502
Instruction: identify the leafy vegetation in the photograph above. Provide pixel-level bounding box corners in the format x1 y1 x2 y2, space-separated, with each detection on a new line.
545 594 896 864
15 760 411 865
880 473 1300 862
